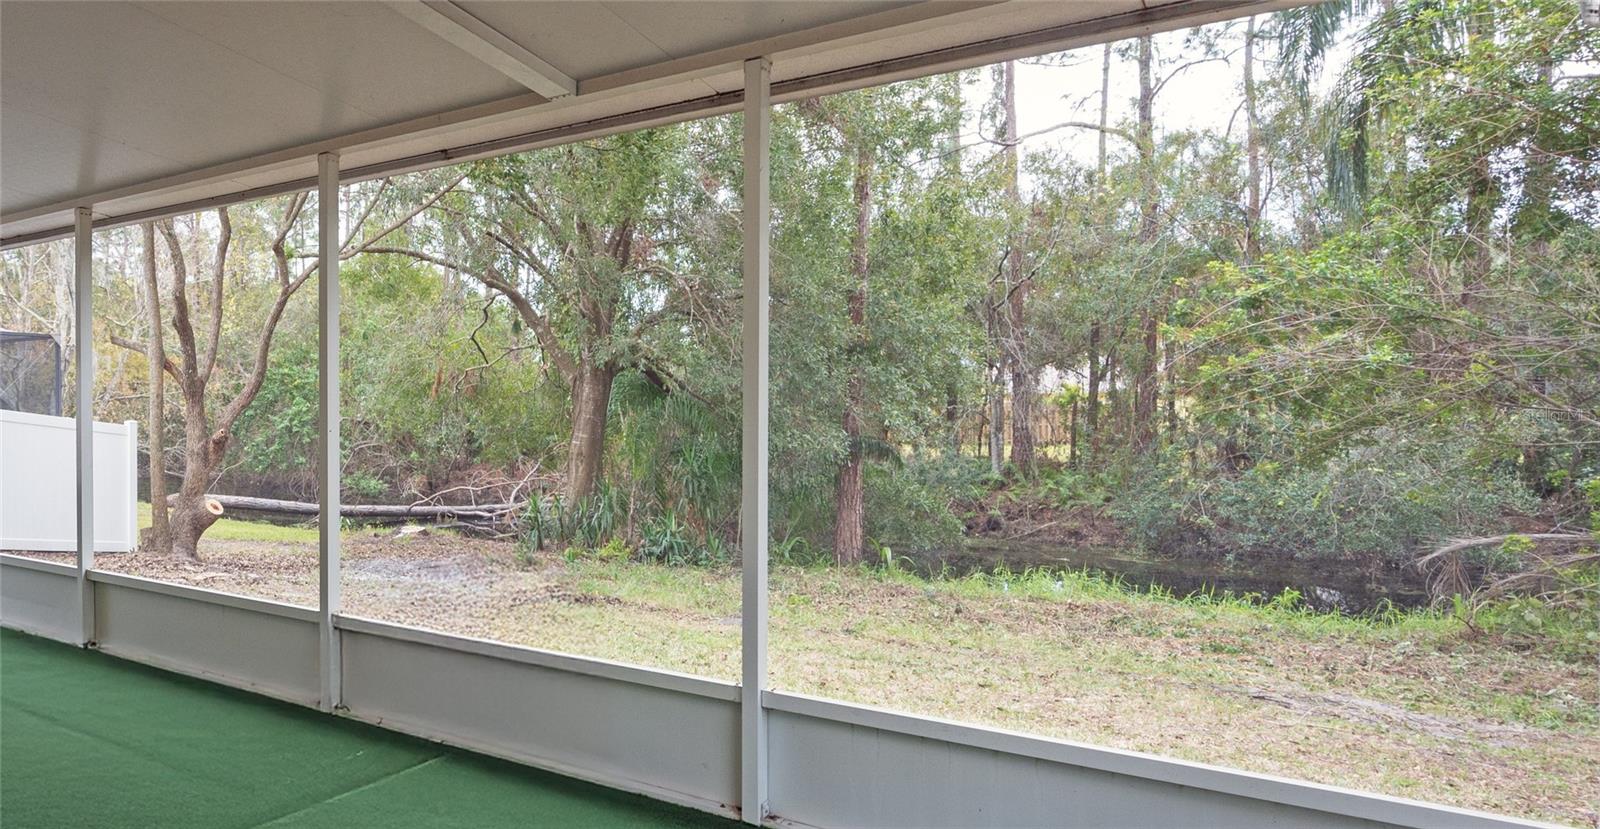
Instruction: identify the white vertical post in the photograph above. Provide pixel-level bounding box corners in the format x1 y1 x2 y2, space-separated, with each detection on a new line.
317 152 342 712
124 420 139 551
739 55 772 826
73 206 95 645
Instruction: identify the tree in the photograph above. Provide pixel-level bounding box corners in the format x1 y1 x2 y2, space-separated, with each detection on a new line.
1179 0 1599 540
1085 43 1114 460
373 128 734 505
113 182 453 559
773 80 963 563
140 223 168 553
1243 15 1263 261
1001 60 1037 477
834 136 873 562
1130 34 1162 451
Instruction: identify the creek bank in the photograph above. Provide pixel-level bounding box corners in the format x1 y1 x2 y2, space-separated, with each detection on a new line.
906 536 1429 614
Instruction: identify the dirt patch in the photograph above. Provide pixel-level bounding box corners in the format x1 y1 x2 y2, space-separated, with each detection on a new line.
345 555 484 583
1231 686 1539 745
963 495 1126 547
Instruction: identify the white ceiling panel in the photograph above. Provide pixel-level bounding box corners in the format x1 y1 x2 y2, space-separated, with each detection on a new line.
452 2 672 80
601 1 912 60
1 1 510 210
0 107 181 204
132 2 528 119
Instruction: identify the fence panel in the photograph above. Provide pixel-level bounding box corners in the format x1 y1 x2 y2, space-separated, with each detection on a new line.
0 410 137 552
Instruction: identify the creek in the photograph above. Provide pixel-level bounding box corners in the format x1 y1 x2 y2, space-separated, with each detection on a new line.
903 538 1430 614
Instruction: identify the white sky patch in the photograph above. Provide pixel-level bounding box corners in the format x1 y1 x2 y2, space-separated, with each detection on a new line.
956 18 1359 190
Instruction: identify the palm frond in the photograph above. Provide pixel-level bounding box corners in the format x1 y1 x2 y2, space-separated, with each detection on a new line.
1272 0 1367 98
1321 0 1457 213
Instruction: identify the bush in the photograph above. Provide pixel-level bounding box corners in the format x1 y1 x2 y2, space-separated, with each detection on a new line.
637 511 727 566
1026 465 1112 509
1117 437 1537 564
864 454 983 551
524 481 628 552
1472 566 1600 663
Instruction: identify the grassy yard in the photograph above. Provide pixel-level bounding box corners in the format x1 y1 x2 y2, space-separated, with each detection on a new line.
40 511 1600 826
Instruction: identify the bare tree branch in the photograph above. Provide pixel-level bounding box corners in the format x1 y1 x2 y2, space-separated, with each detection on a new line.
200 208 232 387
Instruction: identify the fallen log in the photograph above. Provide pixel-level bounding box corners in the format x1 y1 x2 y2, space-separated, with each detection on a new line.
168 493 522 522
1416 532 1593 567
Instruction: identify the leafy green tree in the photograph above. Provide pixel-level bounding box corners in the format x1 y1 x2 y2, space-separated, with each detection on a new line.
370 125 739 504
771 78 968 562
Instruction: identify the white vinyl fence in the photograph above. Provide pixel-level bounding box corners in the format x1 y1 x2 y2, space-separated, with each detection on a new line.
0 409 137 553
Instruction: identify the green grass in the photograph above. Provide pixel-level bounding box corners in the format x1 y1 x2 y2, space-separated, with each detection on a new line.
551 555 1595 730
138 501 320 544
0 628 735 828
857 559 1592 658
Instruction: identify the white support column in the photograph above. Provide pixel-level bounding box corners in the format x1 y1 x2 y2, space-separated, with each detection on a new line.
317 152 343 712
124 420 139 550
739 55 772 826
73 205 95 645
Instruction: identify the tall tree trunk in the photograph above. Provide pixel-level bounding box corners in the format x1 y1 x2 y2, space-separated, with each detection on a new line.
1105 347 1122 442
1086 323 1102 458
1088 40 1110 459
1098 43 1112 182
1460 5 1497 306
161 216 221 561
1002 61 1036 477
834 143 872 565
54 269 73 410
1244 16 1262 261
141 223 169 553
1067 399 1079 467
154 202 289 559
1134 315 1159 449
988 360 1005 475
1164 337 1178 440
1132 34 1161 451
168 391 223 561
945 384 961 456
566 361 616 503
1516 55 1557 251
942 94 965 462
1212 20 1263 473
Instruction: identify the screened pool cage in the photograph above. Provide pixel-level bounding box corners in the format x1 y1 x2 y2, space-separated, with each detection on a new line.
0 2 1556 828
0 330 63 416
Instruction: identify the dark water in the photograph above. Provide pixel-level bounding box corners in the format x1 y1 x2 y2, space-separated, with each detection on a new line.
903 538 1430 614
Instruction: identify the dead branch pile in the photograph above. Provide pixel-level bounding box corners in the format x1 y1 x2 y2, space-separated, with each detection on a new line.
1414 531 1597 613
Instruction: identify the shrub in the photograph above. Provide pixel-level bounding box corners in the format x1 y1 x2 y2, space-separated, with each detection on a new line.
524 481 628 552
1027 465 1111 509
863 455 980 552
637 511 727 566
1117 437 1537 564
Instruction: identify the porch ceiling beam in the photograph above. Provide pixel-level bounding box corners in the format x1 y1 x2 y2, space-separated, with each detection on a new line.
384 1 577 99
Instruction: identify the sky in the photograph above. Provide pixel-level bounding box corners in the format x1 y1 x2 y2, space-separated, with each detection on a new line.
961 14 1356 185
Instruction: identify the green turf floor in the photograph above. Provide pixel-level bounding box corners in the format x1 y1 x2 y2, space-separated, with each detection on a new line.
0 629 738 828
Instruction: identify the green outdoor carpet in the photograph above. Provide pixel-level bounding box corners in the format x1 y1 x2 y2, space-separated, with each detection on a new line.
0 629 737 828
